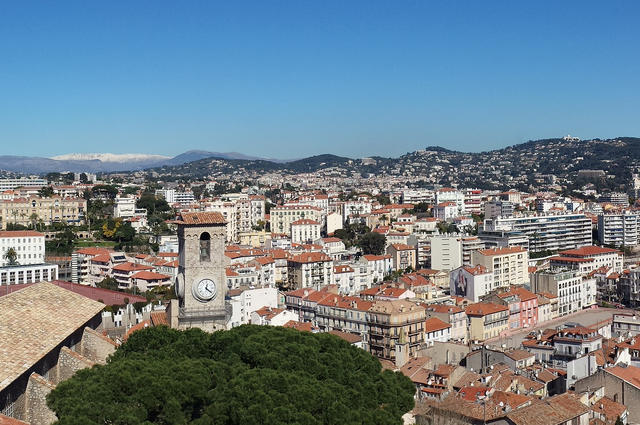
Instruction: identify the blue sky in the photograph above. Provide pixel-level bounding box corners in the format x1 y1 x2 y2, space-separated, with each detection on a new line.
0 1 638 159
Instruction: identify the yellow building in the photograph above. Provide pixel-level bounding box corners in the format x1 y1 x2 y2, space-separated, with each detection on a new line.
465 302 509 342
0 197 86 229
368 299 425 361
238 230 270 247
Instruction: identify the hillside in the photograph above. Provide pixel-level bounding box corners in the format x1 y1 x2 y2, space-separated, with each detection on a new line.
140 137 640 190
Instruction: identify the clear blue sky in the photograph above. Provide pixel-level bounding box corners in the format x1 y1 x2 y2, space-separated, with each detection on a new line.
0 1 638 159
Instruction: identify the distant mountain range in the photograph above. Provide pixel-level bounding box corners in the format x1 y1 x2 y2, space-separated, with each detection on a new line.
0 150 288 174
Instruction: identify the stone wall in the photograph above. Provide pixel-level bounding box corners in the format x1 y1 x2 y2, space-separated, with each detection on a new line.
24 373 57 425
80 327 116 364
54 347 95 384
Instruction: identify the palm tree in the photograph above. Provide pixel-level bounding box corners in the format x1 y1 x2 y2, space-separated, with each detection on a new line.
3 247 18 266
29 213 39 230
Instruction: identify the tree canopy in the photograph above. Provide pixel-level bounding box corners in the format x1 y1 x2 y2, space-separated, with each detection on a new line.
47 325 415 425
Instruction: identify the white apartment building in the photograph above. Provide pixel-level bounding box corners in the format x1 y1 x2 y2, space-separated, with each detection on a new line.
482 213 592 253
435 188 465 214
463 189 483 215
530 270 595 316
155 189 195 205
430 236 463 271
401 189 435 204
0 178 47 191
342 200 372 221
556 246 624 273
113 196 146 219
598 212 638 247
291 219 321 244
449 264 494 302
270 204 323 237
0 230 45 266
227 286 279 328
361 254 392 284
433 202 459 221
0 263 58 286
471 246 529 288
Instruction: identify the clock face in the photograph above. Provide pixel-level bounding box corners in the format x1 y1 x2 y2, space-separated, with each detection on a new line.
193 278 217 302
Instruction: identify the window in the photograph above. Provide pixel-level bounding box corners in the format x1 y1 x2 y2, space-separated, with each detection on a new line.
200 232 211 262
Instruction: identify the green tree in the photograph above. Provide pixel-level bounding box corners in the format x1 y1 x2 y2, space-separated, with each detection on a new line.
38 186 55 198
3 247 18 265
47 326 415 425
357 232 387 255
96 276 119 291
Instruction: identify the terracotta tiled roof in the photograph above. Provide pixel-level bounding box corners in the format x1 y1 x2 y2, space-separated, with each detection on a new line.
177 211 225 225
425 317 451 333
465 302 508 316
0 414 30 424
558 246 620 257
0 230 43 238
150 311 169 326
124 320 151 341
0 280 146 305
112 262 154 272
131 271 170 281
0 282 105 392
283 320 313 332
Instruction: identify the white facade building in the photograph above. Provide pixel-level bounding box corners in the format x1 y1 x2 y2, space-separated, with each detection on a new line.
0 231 45 266
227 286 279 328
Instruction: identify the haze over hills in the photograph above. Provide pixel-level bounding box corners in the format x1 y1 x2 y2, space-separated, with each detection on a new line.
0 150 286 174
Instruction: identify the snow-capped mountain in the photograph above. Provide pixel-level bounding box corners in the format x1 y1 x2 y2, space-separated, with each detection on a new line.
51 153 170 162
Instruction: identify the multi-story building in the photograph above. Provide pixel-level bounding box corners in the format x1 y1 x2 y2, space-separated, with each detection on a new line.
424 304 467 342
386 243 417 271
424 318 451 345
0 197 86 229
433 202 459 221
0 178 47 191
227 286 279 328
463 188 483 215
465 302 509 342
290 219 321 244
0 230 45 266
619 269 640 308
449 264 493 302
599 192 629 207
287 252 333 290
556 245 624 273
367 299 425 361
484 200 514 220
270 204 323 237
461 236 483 266
471 247 529 288
435 188 465 214
0 263 58 286
315 294 372 339
598 212 639 247
482 213 592 253
430 236 463 271
361 254 392 284
530 270 594 316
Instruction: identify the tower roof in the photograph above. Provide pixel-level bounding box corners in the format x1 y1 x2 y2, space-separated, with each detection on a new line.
176 211 226 225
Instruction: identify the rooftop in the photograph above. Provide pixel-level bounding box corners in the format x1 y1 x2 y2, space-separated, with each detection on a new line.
0 282 105 392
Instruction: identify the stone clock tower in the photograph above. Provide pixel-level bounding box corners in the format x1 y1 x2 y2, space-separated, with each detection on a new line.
171 211 230 332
